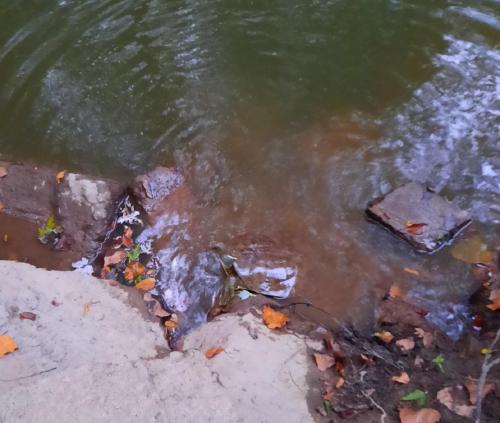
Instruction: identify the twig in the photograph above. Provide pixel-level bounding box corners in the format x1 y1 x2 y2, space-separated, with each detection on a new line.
475 328 500 423
362 390 387 423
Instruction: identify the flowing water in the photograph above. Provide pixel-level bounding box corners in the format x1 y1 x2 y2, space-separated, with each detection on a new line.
1 0 499 336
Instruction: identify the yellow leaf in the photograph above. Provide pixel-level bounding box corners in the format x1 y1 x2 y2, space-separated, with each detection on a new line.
83 303 90 315
56 170 65 184
164 320 177 330
205 346 224 359
374 330 394 344
135 277 155 291
262 305 289 329
0 335 18 358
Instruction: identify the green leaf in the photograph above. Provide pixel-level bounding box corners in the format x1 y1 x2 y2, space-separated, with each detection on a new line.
127 245 141 262
323 400 333 416
432 354 445 373
402 389 427 407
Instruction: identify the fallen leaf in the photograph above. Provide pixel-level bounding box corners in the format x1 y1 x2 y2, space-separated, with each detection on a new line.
414 356 424 368
262 305 289 329
486 289 500 311
404 267 420 276
164 320 177 330
0 201 4 212
135 277 155 291
0 165 7 178
451 235 492 264
19 312 37 321
103 250 126 267
396 337 415 352
0 335 17 357
374 330 394 343
437 386 474 418
414 328 433 347
464 378 495 405
405 222 427 236
83 303 90 315
389 285 402 298
152 301 170 318
402 389 427 407
336 377 345 389
392 371 410 384
335 359 345 377
399 407 441 423
121 227 134 248
55 170 65 184
360 354 375 367
205 346 224 358
124 261 145 281
314 353 335 371
323 381 335 401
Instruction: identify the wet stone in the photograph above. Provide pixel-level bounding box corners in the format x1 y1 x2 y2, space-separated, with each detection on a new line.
366 182 471 253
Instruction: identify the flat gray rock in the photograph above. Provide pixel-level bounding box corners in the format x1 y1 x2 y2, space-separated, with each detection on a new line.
366 182 471 253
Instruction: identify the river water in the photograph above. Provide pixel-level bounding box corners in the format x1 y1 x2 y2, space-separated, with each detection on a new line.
1 0 499 335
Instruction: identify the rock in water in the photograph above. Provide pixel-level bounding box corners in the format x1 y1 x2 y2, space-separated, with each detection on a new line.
366 182 471 253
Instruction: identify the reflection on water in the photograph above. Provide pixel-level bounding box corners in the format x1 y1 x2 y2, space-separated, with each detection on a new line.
0 0 499 335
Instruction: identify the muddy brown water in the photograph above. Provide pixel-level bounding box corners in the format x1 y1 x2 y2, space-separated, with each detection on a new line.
0 1 499 337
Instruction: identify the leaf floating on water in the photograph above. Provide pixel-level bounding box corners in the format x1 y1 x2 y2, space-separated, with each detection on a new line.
451 235 492 264
0 165 7 178
374 330 394 344
313 353 335 371
135 277 155 291
436 386 474 418
486 289 500 311
392 371 410 384
405 222 427 235
396 337 415 352
414 328 433 347
205 346 224 359
399 407 441 423
55 170 65 184
262 305 288 329
19 312 37 321
0 335 18 358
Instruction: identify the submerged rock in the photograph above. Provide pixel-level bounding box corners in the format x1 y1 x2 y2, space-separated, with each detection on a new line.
366 182 471 253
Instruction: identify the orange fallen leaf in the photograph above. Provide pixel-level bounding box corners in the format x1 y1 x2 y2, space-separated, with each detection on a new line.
0 165 7 178
0 335 18 358
121 227 134 248
19 312 37 321
103 250 126 267
164 320 177 330
314 352 335 371
335 377 345 389
56 170 65 184
0 201 4 212
205 346 224 358
405 222 427 235
414 328 433 347
124 261 145 281
391 371 410 384
83 303 90 315
262 305 289 329
437 386 474 418
389 285 402 298
374 330 394 343
486 289 500 311
396 337 415 352
323 381 335 401
404 267 420 276
464 377 495 405
399 407 441 423
135 277 155 291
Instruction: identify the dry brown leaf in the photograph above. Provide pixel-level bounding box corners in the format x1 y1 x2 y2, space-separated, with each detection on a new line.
323 381 335 401
0 166 7 178
374 330 394 343
486 289 500 311
437 386 474 418
404 267 420 276
389 285 403 298
262 305 289 329
83 303 90 315
19 312 37 321
0 201 4 212
56 170 65 184
464 378 495 405
405 222 427 235
313 353 335 371
414 328 433 347
392 371 410 384
396 337 415 352
135 277 155 291
103 250 126 267
0 335 17 358
336 377 345 389
205 346 224 358
399 407 441 423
